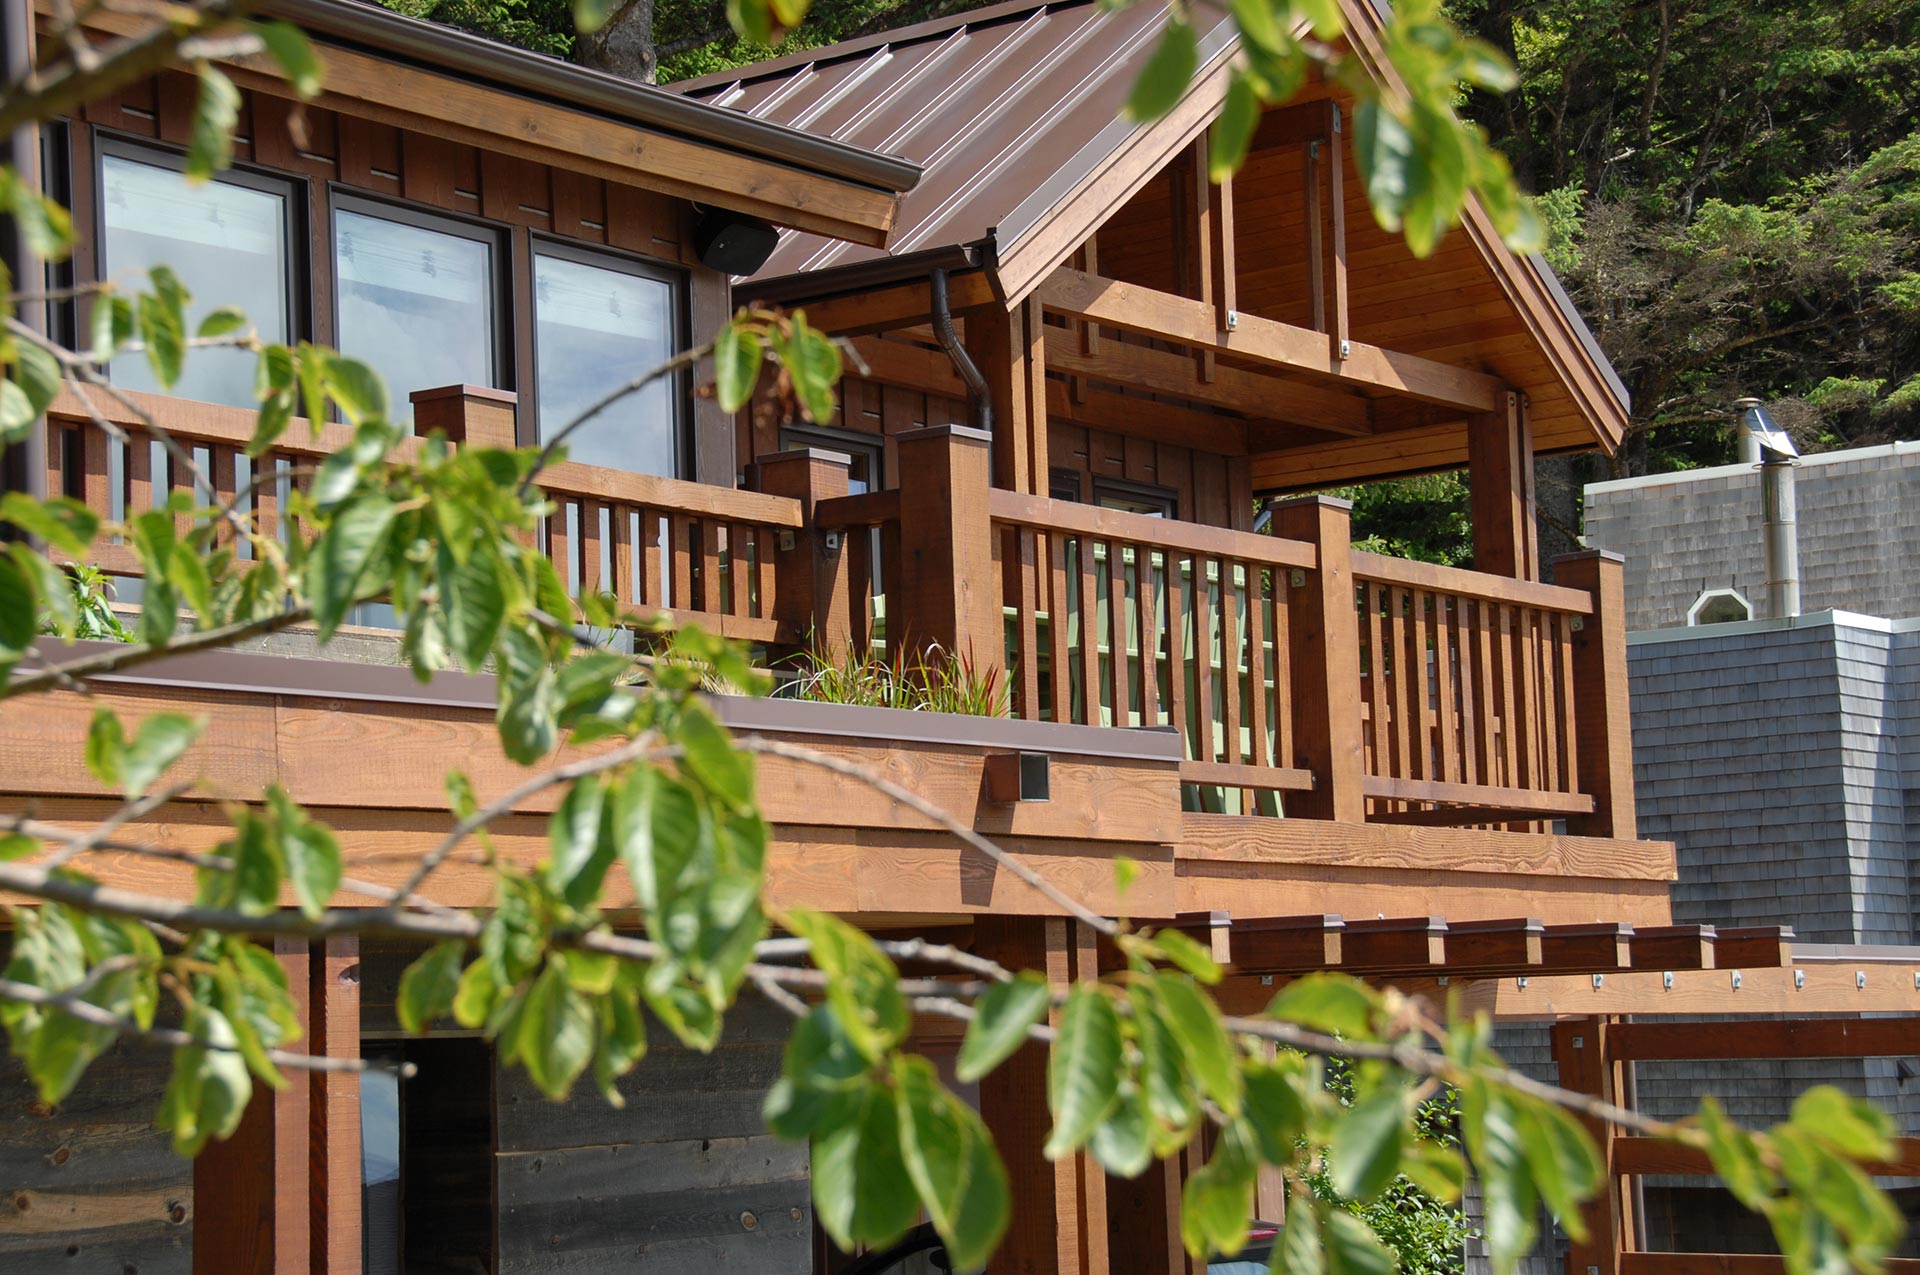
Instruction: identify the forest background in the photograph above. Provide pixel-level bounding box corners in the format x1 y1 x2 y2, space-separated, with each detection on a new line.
375 0 1920 564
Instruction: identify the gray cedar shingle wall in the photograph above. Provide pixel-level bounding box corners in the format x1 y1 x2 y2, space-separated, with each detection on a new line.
1584 443 1920 630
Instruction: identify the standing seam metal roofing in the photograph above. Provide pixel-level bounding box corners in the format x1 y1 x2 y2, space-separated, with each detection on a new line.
673 0 1236 283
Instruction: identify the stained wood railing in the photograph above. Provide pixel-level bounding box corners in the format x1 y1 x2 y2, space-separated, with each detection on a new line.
1351 552 1596 823
988 490 1317 812
40 383 808 646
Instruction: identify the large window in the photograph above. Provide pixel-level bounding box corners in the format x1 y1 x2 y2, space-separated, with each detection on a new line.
533 242 683 477
99 141 297 408
334 198 505 412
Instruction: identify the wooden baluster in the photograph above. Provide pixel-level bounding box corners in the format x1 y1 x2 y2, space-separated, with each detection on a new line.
42 423 67 502
846 525 873 653
1556 611 1579 792
81 424 112 525
639 511 664 610
1410 588 1433 782
1473 599 1497 788
126 434 151 520
1364 581 1387 779
1016 527 1042 720
610 507 635 611
1047 532 1072 724
1432 593 1459 784
1107 542 1131 728
579 499 604 599
670 516 694 616
1165 548 1189 753
731 524 754 618
1537 608 1562 794
1247 562 1269 771
1494 604 1519 789
756 526 777 623
1389 587 1415 793
545 499 574 595
1135 545 1159 727
880 519 904 665
1268 568 1292 774
209 447 237 551
1221 559 1244 780
1077 538 1101 726
253 450 278 548
1515 607 1541 794
700 520 723 615
1190 555 1216 770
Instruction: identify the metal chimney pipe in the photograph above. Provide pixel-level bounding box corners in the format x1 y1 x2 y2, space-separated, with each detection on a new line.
1760 455 1801 618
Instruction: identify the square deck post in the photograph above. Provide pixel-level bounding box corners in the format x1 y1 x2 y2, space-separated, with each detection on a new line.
409 384 519 449
1268 494 1365 822
750 446 854 656
1554 549 1635 837
893 424 1002 688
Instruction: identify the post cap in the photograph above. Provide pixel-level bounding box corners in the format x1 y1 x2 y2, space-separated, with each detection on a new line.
408 384 519 406
1267 493 1354 514
753 446 854 468
894 423 992 446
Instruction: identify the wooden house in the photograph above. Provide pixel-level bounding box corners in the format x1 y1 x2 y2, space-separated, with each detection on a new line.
4 0 1917 1271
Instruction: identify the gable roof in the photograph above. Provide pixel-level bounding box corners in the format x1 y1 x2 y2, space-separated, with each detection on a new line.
677 0 1629 455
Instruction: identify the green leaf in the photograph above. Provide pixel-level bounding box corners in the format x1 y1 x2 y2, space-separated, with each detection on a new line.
593 983 647 1102
324 353 389 426
613 766 703 913
1790 1085 1894 1161
451 953 500 1029
138 266 189 389
89 293 135 364
1129 982 1198 1136
1152 971 1241 1116
3 493 100 556
107 711 201 800
1209 70 1262 180
1148 926 1222 984
892 1054 973 1237
1044 984 1122 1159
1242 1054 1310 1162
196 306 248 339
24 1002 119 1105
0 167 73 262
1354 101 1415 236
84 707 127 790
443 543 506 671
185 65 242 182
1124 22 1197 123
156 1005 253 1157
1514 1095 1602 1235
397 941 466 1034
1180 1121 1256 1257
786 908 909 1062
1327 1086 1408 1201
1265 972 1378 1038
1293 0 1345 40
253 21 325 96
713 320 765 414
1227 0 1285 52
1089 1085 1153 1177
547 773 613 910
676 704 753 811
2 341 62 446
518 962 595 1100
1699 1097 1771 1211
812 1080 920 1253
1324 1208 1396 1275
13 544 74 638
0 833 36 861
725 0 775 48
310 494 396 639
782 313 841 425
955 971 1050 1083
1271 1192 1324 1275
270 788 342 919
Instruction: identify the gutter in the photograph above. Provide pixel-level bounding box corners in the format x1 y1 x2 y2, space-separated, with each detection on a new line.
261 0 923 197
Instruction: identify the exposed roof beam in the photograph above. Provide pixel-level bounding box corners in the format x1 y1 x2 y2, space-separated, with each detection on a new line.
787 272 999 336
1036 267 1503 413
1047 339 1372 436
1043 379 1249 457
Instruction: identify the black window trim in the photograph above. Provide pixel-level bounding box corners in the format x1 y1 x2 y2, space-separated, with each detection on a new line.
529 232 691 480
1093 474 1179 519
778 419 884 489
92 129 312 357
328 187 515 396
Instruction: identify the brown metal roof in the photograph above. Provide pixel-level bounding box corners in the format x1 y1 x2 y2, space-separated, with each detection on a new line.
673 0 1237 283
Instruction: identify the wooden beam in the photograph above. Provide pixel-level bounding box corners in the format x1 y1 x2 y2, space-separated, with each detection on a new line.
1046 339 1373 436
1339 916 1447 969
1250 99 1339 152
1036 267 1503 413
1621 1257 1920 1275
968 303 1032 494
1628 925 1717 971
1609 1017 1920 1062
1713 925 1795 969
1554 1018 1629 1275
781 271 999 337
1446 964 1920 1018
1614 1137 1920 1180
1327 104 1349 364
844 335 968 398
1211 172 1237 340
1229 914 1344 972
1044 378 1252 458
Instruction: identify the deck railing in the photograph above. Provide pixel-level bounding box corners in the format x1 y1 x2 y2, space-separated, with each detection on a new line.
37 389 1633 834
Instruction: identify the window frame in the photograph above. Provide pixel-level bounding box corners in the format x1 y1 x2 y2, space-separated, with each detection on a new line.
92 130 311 363
327 188 515 399
1093 475 1179 519
779 420 884 492
1687 587 1755 626
529 233 691 480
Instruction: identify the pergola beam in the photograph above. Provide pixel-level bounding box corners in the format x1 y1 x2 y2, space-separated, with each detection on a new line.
1036 266 1503 412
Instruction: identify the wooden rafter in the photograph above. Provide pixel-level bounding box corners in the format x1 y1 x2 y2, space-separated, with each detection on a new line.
1046 338 1373 436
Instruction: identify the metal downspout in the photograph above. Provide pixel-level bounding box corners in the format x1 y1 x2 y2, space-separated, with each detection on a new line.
929 267 991 437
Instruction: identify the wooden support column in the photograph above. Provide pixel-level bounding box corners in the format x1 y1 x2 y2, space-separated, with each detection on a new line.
1327 104 1349 362
194 936 311 1275
747 446 853 655
893 424 1001 682
967 302 1048 495
310 935 361 1275
976 916 1105 1275
1554 549 1636 837
1468 390 1538 579
1553 1017 1629 1275
1211 171 1237 340
1268 495 1366 822
1177 141 1218 382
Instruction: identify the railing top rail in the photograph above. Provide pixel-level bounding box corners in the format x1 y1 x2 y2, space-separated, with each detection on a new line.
47 382 806 531
1352 549 1593 614
987 489 1318 570
814 488 902 529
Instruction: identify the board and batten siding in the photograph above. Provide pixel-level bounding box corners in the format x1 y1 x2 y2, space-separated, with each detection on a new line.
494 993 810 1274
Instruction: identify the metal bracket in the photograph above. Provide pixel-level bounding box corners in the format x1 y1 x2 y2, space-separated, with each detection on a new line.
1516 976 1529 990
822 530 842 552
1591 974 1604 990
1857 970 1867 989
1662 971 1674 990
778 530 796 552
1570 616 1585 632
1338 339 1352 360
1794 969 1805 990
1224 309 1239 331
1730 970 1742 990
1436 975 1449 986
1290 568 1307 589
1260 975 1274 986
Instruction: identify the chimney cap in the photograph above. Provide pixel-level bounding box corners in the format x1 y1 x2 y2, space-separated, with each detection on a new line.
1735 397 1799 462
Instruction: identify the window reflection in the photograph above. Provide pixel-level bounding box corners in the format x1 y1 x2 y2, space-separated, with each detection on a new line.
535 250 678 477
101 152 289 408
335 207 498 411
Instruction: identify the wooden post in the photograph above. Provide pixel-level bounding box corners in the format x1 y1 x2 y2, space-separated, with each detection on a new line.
310 935 361 1275
747 446 853 655
1268 495 1365 822
1553 1017 1629 1275
1554 549 1636 837
893 424 1001 684
1468 390 1538 580
975 917 1107 1275
409 384 519 448
967 303 1048 495
194 936 311 1275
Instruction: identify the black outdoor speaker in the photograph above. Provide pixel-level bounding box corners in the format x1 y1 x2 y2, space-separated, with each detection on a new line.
693 207 779 275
